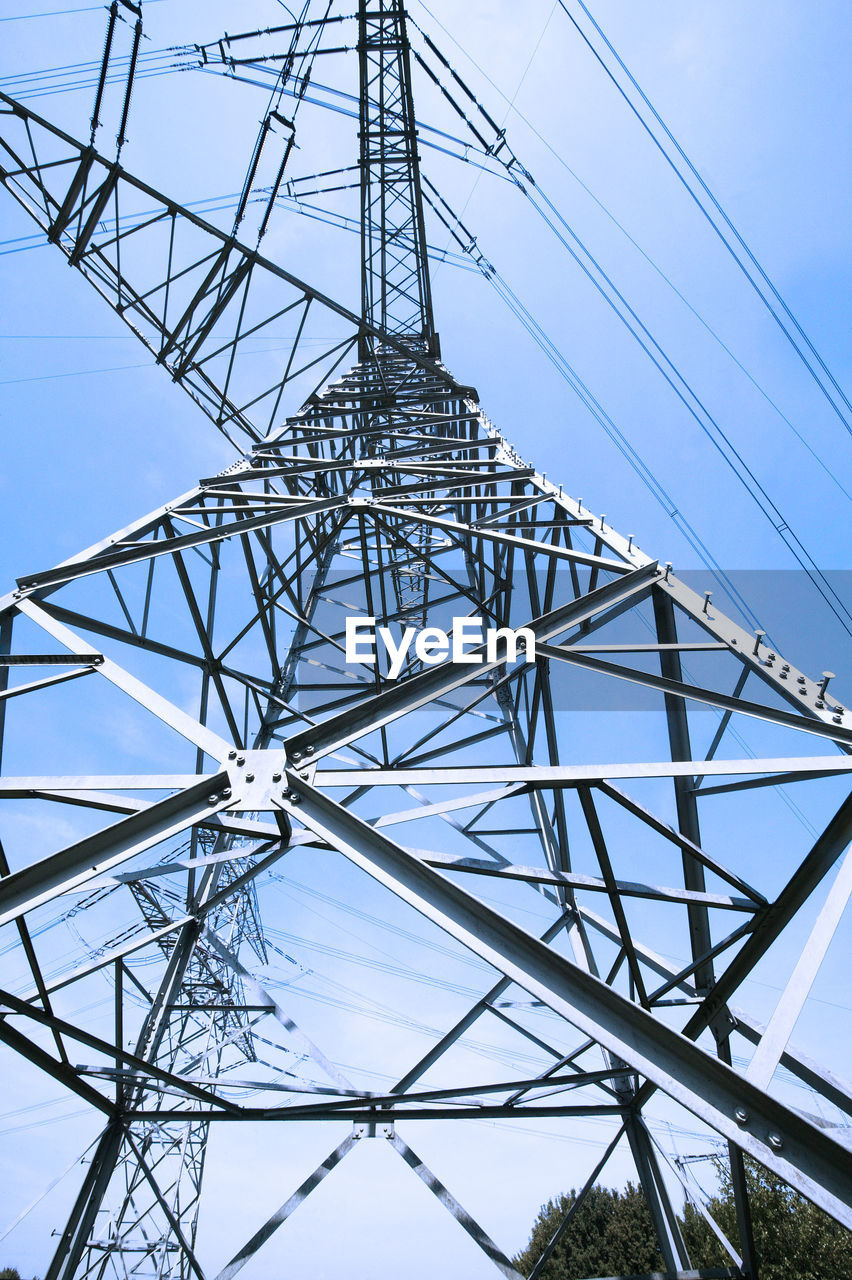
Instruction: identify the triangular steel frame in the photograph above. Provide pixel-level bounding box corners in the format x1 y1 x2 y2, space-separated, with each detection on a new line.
0 5 850 1279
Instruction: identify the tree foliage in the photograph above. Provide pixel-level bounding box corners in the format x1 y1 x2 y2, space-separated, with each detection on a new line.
515 1157 852 1280
683 1156 852 1280
514 1182 663 1279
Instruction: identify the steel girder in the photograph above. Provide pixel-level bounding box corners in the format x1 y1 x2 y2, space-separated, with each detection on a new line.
0 90 466 453
1 5 851 1280
1 337 850 1273
358 0 437 348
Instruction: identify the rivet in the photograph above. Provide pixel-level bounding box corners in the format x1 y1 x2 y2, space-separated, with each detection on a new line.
818 671 835 697
768 1132 783 1150
735 1107 749 1126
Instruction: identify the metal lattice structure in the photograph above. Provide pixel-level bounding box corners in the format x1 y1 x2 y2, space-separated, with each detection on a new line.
1 3 851 1278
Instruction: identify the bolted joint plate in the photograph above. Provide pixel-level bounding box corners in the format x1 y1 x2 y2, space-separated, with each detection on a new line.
218 748 297 812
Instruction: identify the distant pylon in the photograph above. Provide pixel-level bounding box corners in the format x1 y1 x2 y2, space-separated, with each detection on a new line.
0 3 850 1279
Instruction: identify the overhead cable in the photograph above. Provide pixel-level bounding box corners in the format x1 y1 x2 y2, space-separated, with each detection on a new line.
420 179 767 637
409 3 851 507
411 26 852 635
556 0 852 440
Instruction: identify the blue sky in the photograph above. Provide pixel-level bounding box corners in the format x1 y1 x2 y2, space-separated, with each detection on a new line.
2 1 851 615
0 2 851 1276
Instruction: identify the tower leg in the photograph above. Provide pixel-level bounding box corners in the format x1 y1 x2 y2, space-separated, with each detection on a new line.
45 1120 126 1280
625 1112 691 1272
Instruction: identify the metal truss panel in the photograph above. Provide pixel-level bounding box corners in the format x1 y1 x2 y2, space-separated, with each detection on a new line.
0 4 850 1279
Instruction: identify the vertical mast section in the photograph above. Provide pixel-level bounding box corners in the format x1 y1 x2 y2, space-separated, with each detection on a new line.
358 0 438 354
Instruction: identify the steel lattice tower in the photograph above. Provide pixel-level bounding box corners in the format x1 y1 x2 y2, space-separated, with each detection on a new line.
0 3 851 1278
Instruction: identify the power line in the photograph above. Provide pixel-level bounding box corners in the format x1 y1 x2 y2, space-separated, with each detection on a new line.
555 0 852 441
1 4 138 20
423 178 817 638
410 19 852 635
411 3 852 511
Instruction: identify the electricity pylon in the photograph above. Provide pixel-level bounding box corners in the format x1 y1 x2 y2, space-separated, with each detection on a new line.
1 3 851 1277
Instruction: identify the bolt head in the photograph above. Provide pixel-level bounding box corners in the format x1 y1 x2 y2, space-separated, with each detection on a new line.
236 756 246 766
306 745 315 755
206 794 219 804
272 771 282 783
735 1108 749 1126
245 772 255 783
221 788 232 799
228 749 237 760
768 1132 784 1150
